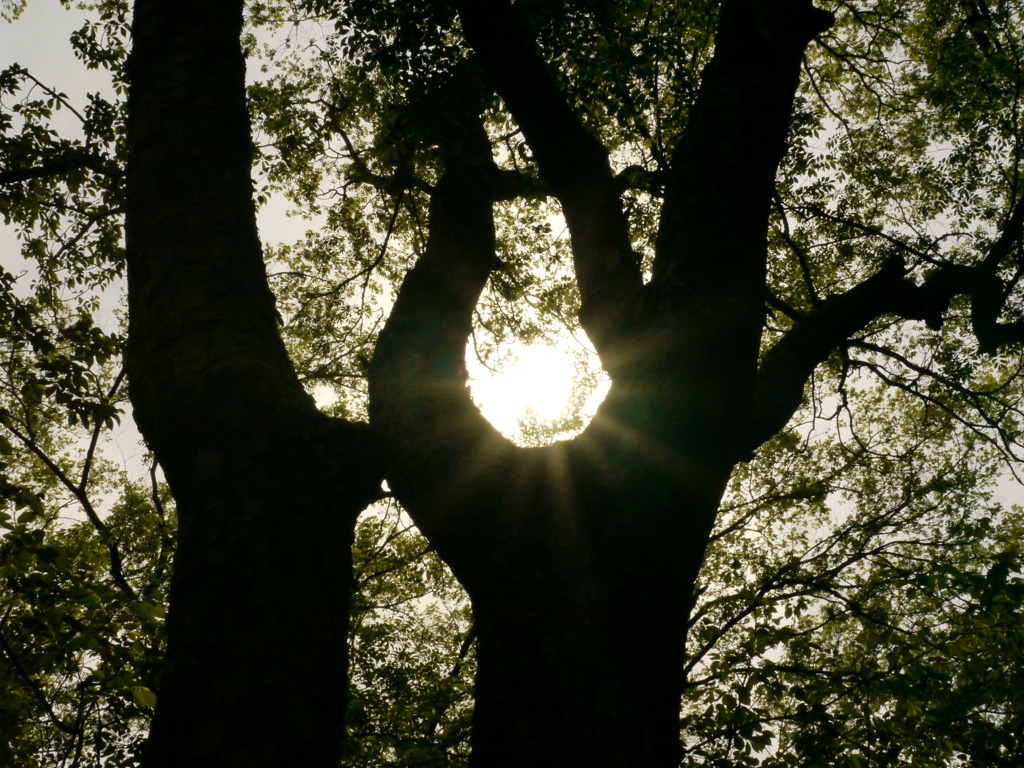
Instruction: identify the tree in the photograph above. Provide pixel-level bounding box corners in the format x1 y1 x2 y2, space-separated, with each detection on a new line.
363 0 1024 764
3 0 1024 766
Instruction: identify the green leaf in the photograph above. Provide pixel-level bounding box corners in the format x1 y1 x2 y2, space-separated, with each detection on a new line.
131 686 157 709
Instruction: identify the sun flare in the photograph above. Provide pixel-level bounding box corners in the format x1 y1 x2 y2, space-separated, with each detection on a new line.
467 342 609 441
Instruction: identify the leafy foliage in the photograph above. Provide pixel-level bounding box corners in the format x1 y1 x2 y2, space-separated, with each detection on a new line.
346 502 474 767
685 377 1024 766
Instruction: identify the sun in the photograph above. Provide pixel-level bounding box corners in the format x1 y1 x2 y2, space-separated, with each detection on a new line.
467 341 609 441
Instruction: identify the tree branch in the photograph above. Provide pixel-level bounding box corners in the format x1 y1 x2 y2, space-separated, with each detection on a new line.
17 69 88 124
751 191 1024 447
797 202 935 264
454 0 643 364
652 0 834 301
5 418 137 600
753 258 929 448
369 110 514 549
0 151 121 186
636 0 834 418
983 193 1024 269
774 196 821 304
79 367 125 492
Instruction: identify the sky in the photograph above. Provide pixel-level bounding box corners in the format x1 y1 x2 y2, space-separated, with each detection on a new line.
3 3 105 104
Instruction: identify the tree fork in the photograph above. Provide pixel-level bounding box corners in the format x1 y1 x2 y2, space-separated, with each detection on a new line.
371 1 837 765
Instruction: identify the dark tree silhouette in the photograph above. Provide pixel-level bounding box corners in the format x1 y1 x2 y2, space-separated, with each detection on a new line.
369 0 1024 766
124 1 384 766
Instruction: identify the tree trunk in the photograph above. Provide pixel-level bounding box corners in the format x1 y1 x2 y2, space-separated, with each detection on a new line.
372 335 733 766
470 588 691 768
124 2 384 766
368 131 735 764
462 426 730 768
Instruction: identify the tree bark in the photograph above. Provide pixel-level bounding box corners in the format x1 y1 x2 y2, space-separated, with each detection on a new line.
124 2 384 766
461 432 729 768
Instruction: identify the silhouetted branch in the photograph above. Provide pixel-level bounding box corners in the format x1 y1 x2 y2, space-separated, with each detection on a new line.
753 195 1024 447
652 0 835 305
454 0 642 362
0 151 121 185
753 257 935 447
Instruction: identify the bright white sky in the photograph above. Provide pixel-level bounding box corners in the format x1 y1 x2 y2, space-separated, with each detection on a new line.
3 4 99 88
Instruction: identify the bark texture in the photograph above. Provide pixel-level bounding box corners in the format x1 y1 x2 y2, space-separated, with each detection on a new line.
124 2 383 766
370 1 833 766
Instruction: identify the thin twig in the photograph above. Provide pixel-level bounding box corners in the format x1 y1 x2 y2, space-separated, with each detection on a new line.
0 608 79 735
19 70 87 124
5 419 137 600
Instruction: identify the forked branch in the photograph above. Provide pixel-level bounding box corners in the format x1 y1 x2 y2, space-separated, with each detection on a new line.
454 0 642 362
753 193 1024 449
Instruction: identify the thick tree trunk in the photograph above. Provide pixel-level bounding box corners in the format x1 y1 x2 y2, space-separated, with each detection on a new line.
462 427 730 768
372 335 733 766
124 2 383 766
470 593 689 768
369 148 734 763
